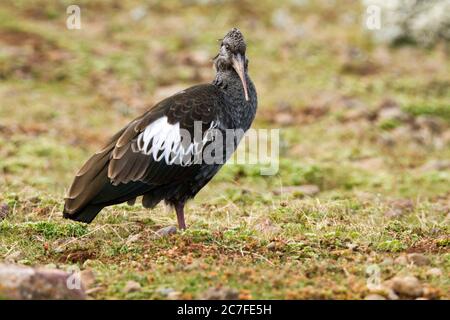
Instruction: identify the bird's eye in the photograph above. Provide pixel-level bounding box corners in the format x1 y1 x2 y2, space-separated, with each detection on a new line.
224 43 230 50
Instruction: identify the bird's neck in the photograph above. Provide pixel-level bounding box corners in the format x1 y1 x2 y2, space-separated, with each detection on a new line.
213 69 257 130
213 69 256 109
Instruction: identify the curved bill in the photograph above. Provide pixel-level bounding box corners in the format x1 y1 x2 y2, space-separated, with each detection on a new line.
231 53 249 101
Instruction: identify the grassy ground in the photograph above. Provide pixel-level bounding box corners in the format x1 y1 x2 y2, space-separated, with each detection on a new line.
0 0 449 299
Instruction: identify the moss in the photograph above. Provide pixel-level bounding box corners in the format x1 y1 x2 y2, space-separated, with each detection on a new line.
404 103 450 121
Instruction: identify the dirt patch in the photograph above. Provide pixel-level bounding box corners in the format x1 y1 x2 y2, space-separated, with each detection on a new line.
0 29 71 80
58 249 97 264
406 238 449 254
0 29 54 47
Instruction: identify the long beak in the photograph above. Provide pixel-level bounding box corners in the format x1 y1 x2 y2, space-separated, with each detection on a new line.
231 53 249 101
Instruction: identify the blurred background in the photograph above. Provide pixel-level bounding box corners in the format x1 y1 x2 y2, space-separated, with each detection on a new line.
0 0 449 299
1 0 449 196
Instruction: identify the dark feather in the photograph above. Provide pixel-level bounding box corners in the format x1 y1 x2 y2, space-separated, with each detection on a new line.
64 29 258 225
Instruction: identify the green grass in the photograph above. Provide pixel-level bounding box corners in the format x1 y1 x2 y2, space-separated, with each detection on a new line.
0 0 449 299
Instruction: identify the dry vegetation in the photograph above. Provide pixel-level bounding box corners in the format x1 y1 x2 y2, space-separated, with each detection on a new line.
0 0 449 299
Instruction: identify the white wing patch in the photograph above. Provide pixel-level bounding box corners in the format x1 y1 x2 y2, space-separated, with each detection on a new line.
134 116 217 166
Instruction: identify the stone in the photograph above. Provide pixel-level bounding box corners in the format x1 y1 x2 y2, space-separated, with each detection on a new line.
426 268 442 277
390 276 423 298
123 280 141 293
156 226 177 237
167 291 182 300
0 264 86 299
156 287 175 297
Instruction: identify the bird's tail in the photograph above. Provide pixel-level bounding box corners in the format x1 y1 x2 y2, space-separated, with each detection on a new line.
63 133 118 223
63 204 104 223
63 128 153 223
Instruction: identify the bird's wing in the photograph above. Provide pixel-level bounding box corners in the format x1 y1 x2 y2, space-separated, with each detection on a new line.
108 84 222 185
64 84 223 214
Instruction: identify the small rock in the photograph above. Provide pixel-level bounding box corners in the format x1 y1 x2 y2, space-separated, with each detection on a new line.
124 280 141 293
390 276 423 298
200 286 239 300
407 253 430 266
0 264 86 299
365 294 386 300
167 291 182 300
156 287 175 297
156 226 177 237
266 242 277 251
0 203 9 221
426 268 442 277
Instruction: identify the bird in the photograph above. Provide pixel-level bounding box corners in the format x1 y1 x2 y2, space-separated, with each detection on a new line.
63 28 257 230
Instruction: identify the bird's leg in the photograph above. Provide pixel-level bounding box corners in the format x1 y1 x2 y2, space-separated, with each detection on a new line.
175 202 186 230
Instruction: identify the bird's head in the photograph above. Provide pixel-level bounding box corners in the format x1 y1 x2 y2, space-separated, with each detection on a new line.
214 28 249 101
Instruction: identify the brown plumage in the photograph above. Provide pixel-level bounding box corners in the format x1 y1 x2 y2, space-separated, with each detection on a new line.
63 28 257 229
